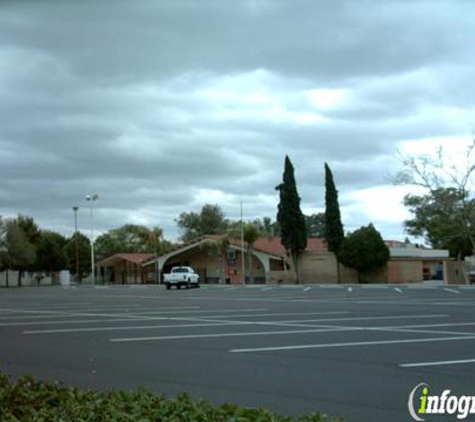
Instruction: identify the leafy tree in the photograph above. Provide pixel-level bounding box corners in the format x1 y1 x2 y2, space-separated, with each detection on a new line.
305 213 326 238
324 163 345 283
64 232 91 281
0 216 7 258
35 231 68 282
324 163 344 252
275 155 307 283
339 224 390 283
395 139 475 258
176 204 229 241
249 217 279 238
243 223 260 283
95 224 167 261
0 219 36 287
16 214 41 246
263 216 280 237
14 215 41 286
404 187 475 259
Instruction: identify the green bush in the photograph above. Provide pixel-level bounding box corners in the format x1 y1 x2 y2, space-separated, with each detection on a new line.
0 373 343 422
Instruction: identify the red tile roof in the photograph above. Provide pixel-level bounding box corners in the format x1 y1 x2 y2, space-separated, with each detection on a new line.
138 235 327 267
253 237 326 256
116 253 156 264
97 253 155 267
225 236 326 256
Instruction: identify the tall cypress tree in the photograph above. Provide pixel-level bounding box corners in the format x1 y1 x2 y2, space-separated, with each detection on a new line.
324 163 344 282
276 155 307 283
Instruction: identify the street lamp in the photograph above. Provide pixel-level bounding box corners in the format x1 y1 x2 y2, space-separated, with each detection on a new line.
241 201 246 285
85 194 98 284
72 206 79 283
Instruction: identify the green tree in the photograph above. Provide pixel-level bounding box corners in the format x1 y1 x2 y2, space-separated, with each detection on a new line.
176 204 229 242
14 215 41 286
395 139 475 258
64 232 91 281
0 219 36 287
0 217 11 286
324 163 345 283
404 187 475 259
275 155 307 283
243 223 260 283
250 217 279 238
16 215 41 245
34 231 68 283
339 224 390 283
305 213 326 238
95 224 167 261
324 163 344 252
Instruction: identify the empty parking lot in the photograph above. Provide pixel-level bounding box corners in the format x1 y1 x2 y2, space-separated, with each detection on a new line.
1 284 475 421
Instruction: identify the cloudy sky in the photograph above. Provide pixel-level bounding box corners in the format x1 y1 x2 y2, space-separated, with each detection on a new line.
1 0 474 242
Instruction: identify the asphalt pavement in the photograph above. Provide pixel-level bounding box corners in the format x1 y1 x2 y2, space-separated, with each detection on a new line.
1 283 475 422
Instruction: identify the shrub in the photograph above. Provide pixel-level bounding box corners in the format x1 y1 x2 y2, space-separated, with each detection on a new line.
338 224 390 283
0 373 344 422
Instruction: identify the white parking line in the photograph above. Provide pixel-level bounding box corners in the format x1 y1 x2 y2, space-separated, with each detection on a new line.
264 314 449 325
110 327 350 343
20 311 352 333
0 308 270 327
370 327 475 336
230 335 475 353
444 288 461 294
376 321 475 330
261 287 273 292
0 317 171 327
24 322 240 334
394 288 403 293
201 311 350 320
101 313 449 342
400 358 475 368
0 306 200 319
303 287 311 292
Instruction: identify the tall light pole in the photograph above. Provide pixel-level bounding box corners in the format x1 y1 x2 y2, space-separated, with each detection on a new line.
72 206 79 283
241 201 245 286
85 194 98 284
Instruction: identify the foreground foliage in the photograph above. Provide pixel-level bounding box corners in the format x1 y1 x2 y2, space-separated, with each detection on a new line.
0 374 343 422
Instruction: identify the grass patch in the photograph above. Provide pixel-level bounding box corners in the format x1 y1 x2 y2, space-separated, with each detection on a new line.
0 373 343 421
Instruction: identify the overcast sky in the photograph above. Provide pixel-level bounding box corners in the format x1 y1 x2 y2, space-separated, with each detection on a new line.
1 0 474 242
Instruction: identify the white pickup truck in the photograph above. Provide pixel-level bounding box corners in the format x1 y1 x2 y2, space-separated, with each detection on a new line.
163 266 200 290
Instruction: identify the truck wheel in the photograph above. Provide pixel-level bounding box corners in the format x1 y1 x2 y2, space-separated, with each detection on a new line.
166 283 171 290
177 284 181 290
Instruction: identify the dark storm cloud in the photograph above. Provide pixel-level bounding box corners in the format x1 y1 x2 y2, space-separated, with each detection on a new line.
2 1 472 82
1 0 474 240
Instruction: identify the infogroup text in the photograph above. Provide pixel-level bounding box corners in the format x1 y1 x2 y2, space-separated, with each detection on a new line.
409 383 475 421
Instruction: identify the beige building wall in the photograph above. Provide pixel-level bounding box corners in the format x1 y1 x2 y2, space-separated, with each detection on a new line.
162 246 266 283
267 252 428 285
146 244 447 285
445 260 467 285
387 260 422 284
267 251 358 284
360 266 388 284
299 251 359 284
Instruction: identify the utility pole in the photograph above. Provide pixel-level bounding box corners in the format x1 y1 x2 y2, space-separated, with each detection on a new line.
73 206 79 283
85 194 98 284
241 201 245 285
